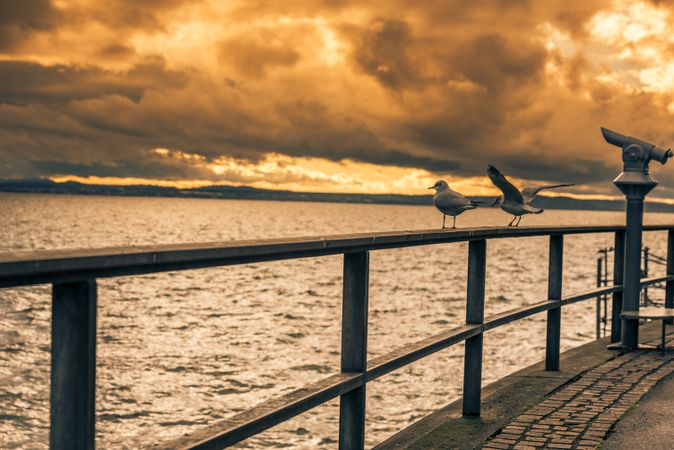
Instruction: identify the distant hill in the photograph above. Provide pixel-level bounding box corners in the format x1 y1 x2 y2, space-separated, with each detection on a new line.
2 178 674 212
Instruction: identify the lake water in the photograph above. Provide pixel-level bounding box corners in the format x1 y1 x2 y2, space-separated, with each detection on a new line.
1 193 673 449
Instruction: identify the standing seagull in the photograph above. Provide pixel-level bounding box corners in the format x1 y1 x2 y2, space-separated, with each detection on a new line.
487 165 574 226
429 180 481 229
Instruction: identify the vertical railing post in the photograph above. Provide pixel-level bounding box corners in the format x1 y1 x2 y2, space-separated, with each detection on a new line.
643 246 650 306
666 230 674 324
339 251 369 450
603 248 609 336
462 239 486 416
545 235 563 371
50 279 97 450
622 196 645 348
596 257 602 339
611 231 625 342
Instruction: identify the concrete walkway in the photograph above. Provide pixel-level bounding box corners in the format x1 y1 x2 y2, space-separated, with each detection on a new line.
602 367 674 449
376 323 674 450
483 348 674 449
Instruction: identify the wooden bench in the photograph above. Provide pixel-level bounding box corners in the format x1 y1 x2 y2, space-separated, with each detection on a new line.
622 307 674 352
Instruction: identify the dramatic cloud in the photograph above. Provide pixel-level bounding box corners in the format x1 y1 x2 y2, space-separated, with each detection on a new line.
0 0 59 51
0 58 187 104
2 0 674 197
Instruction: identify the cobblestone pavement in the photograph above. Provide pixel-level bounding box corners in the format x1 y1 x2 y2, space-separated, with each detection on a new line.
482 348 674 450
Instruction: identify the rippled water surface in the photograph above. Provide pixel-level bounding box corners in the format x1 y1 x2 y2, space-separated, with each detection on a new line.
1 193 673 449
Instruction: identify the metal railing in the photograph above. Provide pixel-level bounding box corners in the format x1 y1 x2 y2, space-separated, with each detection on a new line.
2 225 674 449
595 244 673 338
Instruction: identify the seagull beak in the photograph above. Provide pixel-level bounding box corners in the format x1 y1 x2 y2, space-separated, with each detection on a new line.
428 186 434 190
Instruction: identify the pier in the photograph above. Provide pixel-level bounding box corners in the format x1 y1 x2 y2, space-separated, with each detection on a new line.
2 225 674 449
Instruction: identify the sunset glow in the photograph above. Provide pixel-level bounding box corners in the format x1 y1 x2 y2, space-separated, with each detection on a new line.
3 0 674 199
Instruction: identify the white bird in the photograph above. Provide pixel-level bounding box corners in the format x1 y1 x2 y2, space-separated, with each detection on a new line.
429 180 481 229
487 165 574 227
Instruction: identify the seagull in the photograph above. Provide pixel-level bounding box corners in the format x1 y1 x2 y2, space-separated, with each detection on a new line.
487 165 574 226
429 180 481 229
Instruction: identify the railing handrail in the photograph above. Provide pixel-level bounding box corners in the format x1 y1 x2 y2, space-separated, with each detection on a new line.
5 224 674 449
2 225 672 289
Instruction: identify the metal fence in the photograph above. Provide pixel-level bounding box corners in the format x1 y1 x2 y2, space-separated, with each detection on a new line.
595 244 673 338
1 225 673 449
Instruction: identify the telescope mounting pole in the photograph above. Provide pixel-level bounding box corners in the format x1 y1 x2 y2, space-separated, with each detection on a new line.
602 127 672 349
614 147 657 349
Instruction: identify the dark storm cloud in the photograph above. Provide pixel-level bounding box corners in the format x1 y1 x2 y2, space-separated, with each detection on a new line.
454 33 546 94
98 43 136 59
80 0 205 31
0 58 187 105
348 151 460 172
0 0 59 50
27 155 213 180
491 156 619 186
219 36 301 79
352 19 421 89
3 0 674 195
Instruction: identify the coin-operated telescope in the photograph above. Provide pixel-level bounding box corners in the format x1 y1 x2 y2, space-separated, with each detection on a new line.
601 126 672 350
601 127 673 193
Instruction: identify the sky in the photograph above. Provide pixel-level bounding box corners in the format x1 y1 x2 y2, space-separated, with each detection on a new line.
3 0 674 200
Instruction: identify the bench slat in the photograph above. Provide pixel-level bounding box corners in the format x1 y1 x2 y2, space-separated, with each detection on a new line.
621 307 674 319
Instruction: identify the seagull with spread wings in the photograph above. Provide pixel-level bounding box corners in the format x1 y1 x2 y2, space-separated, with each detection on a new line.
487 165 574 227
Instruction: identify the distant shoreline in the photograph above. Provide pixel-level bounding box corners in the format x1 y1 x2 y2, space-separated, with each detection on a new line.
2 178 674 213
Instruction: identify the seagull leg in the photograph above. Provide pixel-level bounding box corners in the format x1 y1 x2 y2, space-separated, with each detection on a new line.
442 214 446 229
516 216 522 226
452 216 456 229
507 216 516 227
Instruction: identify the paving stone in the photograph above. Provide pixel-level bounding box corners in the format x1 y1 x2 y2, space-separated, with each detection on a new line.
483 444 509 450
480 348 674 450
549 438 573 444
497 434 520 440
491 437 517 445
482 443 510 450
524 431 544 438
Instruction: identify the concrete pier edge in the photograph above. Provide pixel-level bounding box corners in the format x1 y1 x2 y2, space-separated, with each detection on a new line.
375 322 665 450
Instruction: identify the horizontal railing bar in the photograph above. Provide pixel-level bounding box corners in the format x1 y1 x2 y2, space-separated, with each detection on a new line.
366 324 481 381
150 372 362 450
621 306 674 319
2 225 661 288
368 285 635 381
483 300 557 331
648 259 667 266
560 285 622 306
640 275 674 286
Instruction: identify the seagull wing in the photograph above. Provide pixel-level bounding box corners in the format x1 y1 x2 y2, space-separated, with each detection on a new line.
487 165 523 204
521 183 574 203
435 189 470 209
445 189 472 205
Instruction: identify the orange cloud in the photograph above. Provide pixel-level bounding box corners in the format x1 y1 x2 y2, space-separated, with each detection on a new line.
2 0 674 199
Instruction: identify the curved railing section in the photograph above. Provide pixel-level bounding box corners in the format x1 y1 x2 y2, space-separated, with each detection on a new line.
1 225 673 450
